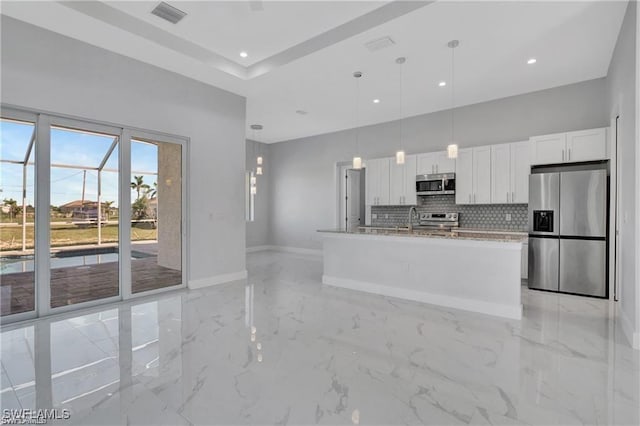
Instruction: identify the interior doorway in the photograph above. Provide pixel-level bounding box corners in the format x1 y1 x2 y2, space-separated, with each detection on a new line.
338 165 365 231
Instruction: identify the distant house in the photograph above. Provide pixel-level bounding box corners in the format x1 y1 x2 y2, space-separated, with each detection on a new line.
59 200 115 220
59 200 99 215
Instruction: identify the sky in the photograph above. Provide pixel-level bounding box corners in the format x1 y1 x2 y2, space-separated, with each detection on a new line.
0 120 160 208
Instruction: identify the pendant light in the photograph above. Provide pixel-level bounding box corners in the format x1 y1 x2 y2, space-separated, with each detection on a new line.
395 57 406 165
250 124 264 175
447 40 459 159
352 71 363 170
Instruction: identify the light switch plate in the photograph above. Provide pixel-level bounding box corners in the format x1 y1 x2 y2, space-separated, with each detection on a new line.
505 213 512 222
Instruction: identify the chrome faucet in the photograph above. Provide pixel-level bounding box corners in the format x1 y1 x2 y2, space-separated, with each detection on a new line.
408 206 418 232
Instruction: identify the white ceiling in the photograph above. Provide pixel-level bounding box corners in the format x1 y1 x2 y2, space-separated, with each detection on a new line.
107 1 386 66
0 1 628 143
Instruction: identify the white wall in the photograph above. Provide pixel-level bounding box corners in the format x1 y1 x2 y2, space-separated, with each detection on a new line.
268 78 609 251
1 17 248 285
606 0 638 349
246 139 271 249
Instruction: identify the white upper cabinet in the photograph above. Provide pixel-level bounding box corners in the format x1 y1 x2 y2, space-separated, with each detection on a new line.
403 155 417 205
389 158 404 205
365 158 390 206
473 146 492 204
566 128 607 162
390 155 417 205
530 128 607 165
417 151 455 175
455 148 473 205
491 141 530 204
510 141 530 203
457 147 491 205
530 132 566 165
491 144 511 204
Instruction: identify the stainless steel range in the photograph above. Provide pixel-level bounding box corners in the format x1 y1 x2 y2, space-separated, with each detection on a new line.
418 212 459 230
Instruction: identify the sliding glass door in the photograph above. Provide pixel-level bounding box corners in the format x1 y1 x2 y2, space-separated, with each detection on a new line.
49 122 120 308
0 108 187 323
130 136 183 294
0 116 36 317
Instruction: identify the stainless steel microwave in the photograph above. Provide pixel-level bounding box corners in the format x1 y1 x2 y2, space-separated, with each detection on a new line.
416 173 455 196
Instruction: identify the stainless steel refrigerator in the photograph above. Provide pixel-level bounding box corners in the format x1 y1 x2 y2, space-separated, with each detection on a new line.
528 162 608 297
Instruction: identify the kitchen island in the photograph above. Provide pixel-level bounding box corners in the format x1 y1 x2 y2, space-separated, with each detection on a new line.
318 228 525 320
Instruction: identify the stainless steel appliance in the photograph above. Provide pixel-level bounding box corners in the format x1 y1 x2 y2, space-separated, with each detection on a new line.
528 161 608 297
416 173 455 196
418 212 459 230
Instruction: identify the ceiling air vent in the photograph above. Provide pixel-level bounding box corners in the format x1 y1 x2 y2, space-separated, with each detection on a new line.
364 36 395 52
151 2 187 24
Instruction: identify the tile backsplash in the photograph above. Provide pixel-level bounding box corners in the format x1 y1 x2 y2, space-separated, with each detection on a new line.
371 195 528 231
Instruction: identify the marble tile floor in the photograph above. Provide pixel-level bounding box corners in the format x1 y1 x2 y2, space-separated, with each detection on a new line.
0 250 638 425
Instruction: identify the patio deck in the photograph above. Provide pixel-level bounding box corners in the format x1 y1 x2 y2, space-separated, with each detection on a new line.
1 256 182 316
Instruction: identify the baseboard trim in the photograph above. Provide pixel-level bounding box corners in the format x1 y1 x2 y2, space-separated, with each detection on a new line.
246 245 273 253
323 275 523 320
274 246 322 256
619 307 640 350
246 245 322 256
188 270 247 289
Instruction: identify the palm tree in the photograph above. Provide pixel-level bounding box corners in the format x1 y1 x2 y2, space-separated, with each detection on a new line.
3 198 18 222
130 176 149 201
146 181 158 199
102 200 114 221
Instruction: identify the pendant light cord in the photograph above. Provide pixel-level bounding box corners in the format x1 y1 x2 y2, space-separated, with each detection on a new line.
451 43 455 144
355 74 360 157
400 61 404 151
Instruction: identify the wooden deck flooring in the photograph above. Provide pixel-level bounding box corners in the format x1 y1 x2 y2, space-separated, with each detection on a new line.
1 256 182 316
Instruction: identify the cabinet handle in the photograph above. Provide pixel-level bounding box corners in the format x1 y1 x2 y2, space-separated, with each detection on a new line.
568 148 571 161
506 192 509 203
512 191 515 203
469 194 471 203
562 149 565 162
474 194 476 203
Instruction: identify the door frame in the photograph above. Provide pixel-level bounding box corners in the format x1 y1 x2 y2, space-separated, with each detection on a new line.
335 162 350 230
609 103 621 302
336 162 365 231
0 105 190 324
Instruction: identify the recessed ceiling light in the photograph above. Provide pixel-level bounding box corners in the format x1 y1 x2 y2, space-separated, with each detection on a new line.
373 99 380 104
240 51 248 58
438 81 447 87
296 110 308 115
527 58 537 65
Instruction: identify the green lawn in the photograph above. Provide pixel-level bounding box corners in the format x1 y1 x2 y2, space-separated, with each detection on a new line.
0 223 156 251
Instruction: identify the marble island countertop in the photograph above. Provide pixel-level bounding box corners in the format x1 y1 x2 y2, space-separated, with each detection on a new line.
318 226 527 242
